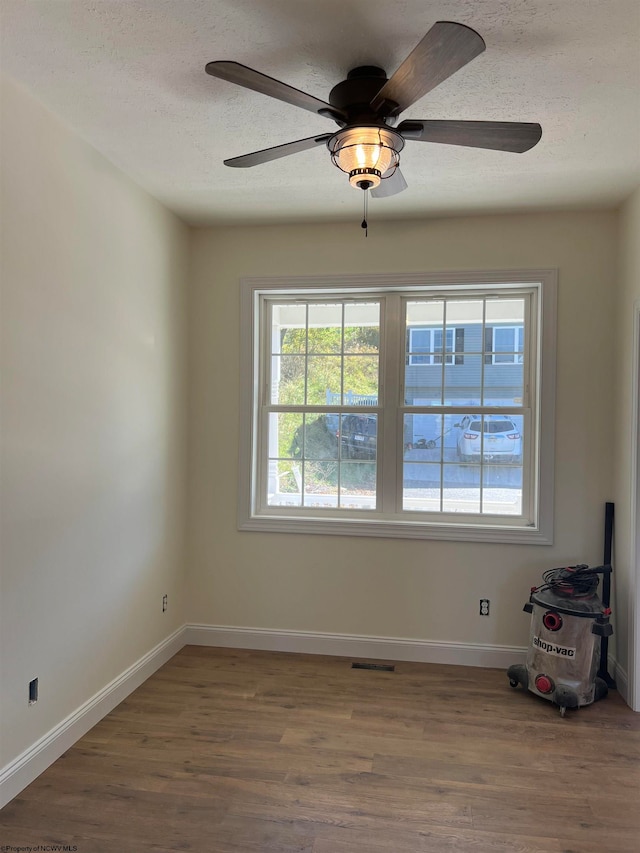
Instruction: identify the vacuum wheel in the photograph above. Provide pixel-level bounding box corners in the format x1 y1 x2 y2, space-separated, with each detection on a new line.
559 706 567 718
506 664 528 690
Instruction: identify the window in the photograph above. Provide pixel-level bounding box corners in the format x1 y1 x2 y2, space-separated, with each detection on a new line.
239 270 556 543
485 326 524 364
407 327 464 365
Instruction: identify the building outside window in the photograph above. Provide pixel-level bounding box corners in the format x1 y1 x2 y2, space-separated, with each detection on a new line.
407 327 462 365
239 270 556 543
486 325 525 364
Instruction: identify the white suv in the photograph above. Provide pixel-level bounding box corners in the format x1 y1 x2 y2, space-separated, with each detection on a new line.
456 416 522 463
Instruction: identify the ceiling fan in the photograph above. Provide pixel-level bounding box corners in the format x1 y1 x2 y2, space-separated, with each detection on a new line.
205 21 542 198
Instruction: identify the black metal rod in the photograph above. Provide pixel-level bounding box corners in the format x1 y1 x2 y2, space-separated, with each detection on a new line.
598 502 616 687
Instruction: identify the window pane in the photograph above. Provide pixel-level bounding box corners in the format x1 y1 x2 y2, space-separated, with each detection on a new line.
269 412 304 459
446 299 484 328
405 377 443 406
267 461 302 507
302 461 339 507
403 413 458 462
340 414 377 460
483 362 524 405
408 328 434 364
443 463 481 514
403 462 442 512
444 354 482 407
300 414 339 460
340 462 376 509
307 303 343 353
306 355 342 405
344 302 380 353
483 464 523 515
267 414 341 507
273 304 307 354
406 302 443 369
272 355 306 404
343 355 379 403
486 299 525 368
486 298 525 327
446 298 483 356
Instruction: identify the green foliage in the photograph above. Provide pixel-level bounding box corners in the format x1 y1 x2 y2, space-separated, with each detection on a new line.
274 322 380 489
289 416 337 460
280 325 379 355
278 324 379 412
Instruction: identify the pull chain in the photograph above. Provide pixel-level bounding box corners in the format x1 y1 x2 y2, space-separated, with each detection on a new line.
361 189 368 237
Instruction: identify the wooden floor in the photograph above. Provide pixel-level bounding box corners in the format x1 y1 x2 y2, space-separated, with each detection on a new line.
1 646 639 852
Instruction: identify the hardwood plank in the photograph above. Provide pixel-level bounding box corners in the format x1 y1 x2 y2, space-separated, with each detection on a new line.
311 829 620 853
372 753 640 797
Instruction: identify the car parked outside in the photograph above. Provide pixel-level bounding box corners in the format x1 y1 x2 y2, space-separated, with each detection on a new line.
456 415 522 462
340 415 377 459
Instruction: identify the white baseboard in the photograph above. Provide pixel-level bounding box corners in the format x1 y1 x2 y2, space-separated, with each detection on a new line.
609 654 630 705
185 624 528 670
0 626 186 810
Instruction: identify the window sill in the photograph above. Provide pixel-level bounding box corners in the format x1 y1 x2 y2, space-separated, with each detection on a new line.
239 514 553 544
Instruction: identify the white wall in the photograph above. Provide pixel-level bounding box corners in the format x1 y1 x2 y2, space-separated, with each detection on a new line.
187 212 619 653
613 186 640 702
0 76 189 769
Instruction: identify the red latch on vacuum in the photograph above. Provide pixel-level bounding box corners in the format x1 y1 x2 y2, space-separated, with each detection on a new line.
535 674 555 694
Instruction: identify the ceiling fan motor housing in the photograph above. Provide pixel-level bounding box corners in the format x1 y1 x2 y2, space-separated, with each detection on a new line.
328 67 393 117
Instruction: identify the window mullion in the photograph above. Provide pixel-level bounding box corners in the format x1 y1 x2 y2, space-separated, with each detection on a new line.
440 301 448 511
440 301 447 402
480 299 487 513
259 299 273 512
380 293 400 515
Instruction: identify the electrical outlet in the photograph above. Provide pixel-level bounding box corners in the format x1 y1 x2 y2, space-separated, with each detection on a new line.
162 594 168 612
479 599 490 616
28 677 38 705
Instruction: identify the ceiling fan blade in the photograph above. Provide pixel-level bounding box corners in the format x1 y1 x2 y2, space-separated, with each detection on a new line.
398 120 542 152
206 61 346 121
371 168 408 198
370 22 485 115
224 134 332 168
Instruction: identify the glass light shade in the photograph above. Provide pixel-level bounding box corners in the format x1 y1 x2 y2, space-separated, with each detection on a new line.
329 126 403 189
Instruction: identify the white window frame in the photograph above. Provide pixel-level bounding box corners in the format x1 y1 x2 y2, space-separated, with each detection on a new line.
238 269 557 544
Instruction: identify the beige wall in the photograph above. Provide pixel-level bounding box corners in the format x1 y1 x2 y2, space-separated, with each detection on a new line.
613 186 640 692
0 77 189 767
187 212 619 651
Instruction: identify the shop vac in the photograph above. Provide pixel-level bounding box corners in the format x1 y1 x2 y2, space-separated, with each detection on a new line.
508 503 617 716
507 563 613 715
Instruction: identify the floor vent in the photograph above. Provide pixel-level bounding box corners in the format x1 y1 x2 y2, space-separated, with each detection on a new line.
351 662 395 672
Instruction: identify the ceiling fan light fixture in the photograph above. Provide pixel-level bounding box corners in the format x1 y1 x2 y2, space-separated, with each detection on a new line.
329 126 404 189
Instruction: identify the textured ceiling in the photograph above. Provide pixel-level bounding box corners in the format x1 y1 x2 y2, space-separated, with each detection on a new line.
1 0 639 225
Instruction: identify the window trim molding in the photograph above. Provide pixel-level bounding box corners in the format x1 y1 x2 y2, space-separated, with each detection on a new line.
238 269 557 544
